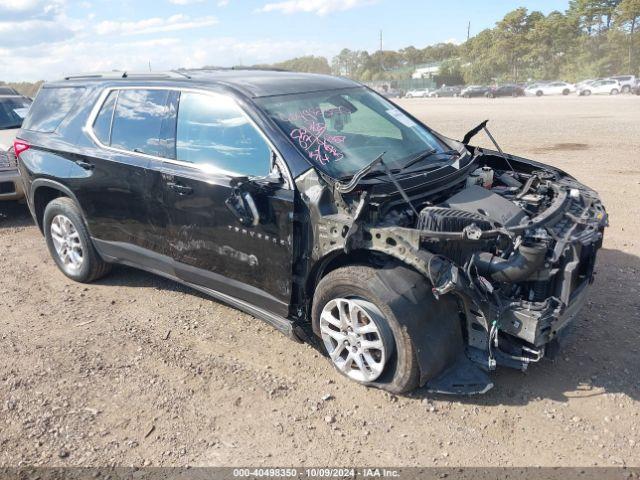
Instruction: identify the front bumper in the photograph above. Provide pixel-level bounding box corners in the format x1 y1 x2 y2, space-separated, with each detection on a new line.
0 168 24 201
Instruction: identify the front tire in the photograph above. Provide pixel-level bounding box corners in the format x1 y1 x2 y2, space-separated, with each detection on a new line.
622 85 630 94
312 266 420 393
44 197 111 283
611 89 619 95
536 90 543 97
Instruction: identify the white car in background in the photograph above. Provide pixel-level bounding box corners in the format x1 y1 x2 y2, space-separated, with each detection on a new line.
404 89 430 98
610 75 636 94
575 79 599 90
577 78 621 96
525 81 575 96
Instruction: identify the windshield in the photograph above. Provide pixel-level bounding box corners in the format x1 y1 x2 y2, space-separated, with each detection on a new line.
256 87 450 178
0 97 31 129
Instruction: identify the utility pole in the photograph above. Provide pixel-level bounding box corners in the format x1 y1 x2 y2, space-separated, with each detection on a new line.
380 30 383 52
467 21 471 41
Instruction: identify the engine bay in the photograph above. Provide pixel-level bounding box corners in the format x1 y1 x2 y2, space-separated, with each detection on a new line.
366 154 606 369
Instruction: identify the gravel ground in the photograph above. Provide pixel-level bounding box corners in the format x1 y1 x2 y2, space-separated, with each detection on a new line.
1 95 639 468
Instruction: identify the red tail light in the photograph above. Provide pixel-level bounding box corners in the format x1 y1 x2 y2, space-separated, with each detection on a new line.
13 140 30 158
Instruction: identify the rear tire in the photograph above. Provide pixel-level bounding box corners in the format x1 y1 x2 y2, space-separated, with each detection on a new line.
43 197 111 283
584 90 592 96
312 266 420 394
562 89 570 96
536 90 543 97
611 89 619 95
622 85 630 94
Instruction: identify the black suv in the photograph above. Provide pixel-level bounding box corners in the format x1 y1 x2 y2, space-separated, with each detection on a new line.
16 70 607 394
487 84 525 98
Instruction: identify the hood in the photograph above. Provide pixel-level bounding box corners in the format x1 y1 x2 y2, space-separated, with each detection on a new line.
0 128 18 151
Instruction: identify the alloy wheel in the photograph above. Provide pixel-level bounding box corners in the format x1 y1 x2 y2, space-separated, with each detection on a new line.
320 297 392 383
50 214 84 274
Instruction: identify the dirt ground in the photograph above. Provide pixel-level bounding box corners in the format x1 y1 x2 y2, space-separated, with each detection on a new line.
1 96 639 468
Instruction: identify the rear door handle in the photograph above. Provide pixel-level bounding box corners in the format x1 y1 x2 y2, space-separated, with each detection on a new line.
166 182 193 195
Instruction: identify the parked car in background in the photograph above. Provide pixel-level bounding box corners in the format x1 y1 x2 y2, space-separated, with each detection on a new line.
486 84 525 98
575 79 598 91
577 78 621 96
525 81 575 96
381 88 403 99
404 89 430 98
0 92 32 201
429 86 461 97
610 75 636 94
460 85 490 98
632 79 640 95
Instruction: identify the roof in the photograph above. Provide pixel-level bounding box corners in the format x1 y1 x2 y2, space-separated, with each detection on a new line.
52 69 361 98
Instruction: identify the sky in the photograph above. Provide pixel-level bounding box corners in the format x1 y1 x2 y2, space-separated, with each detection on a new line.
0 0 569 82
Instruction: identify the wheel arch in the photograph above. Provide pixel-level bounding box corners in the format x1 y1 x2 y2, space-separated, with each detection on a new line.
309 256 466 388
306 249 397 304
31 180 83 233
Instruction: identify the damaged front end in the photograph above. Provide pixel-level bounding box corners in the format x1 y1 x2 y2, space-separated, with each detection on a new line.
299 148 607 395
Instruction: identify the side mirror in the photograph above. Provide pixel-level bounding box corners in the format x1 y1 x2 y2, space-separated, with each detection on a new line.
262 170 284 185
225 190 260 227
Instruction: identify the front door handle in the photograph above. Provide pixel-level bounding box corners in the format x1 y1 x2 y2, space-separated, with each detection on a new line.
76 160 94 170
166 182 193 195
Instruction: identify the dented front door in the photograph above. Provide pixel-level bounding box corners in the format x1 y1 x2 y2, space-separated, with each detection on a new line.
159 162 295 317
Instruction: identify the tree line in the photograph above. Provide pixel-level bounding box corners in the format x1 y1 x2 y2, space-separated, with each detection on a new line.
4 0 639 94
261 0 640 84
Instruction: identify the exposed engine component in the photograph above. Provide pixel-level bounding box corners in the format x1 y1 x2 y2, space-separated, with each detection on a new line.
443 185 528 228
472 242 547 283
466 167 494 188
417 207 493 233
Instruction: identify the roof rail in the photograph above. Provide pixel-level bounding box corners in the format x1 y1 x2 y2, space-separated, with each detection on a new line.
63 71 190 81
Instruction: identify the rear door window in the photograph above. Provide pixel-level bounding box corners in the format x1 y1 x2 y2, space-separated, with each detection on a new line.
108 89 170 156
22 87 85 132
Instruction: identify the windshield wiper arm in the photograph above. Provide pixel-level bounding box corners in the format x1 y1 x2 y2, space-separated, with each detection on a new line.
334 152 420 217
398 148 460 173
334 152 386 193
378 157 420 217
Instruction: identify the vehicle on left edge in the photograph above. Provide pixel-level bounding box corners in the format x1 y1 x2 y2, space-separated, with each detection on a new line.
0 91 32 201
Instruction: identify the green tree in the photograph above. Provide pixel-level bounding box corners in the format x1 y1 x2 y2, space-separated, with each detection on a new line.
617 0 640 71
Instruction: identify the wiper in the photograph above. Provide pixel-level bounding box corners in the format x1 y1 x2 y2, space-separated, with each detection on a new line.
334 152 419 217
398 148 460 173
334 152 386 194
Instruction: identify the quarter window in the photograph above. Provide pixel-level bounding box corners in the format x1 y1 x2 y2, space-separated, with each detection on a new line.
176 92 271 177
109 89 170 156
22 87 85 133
